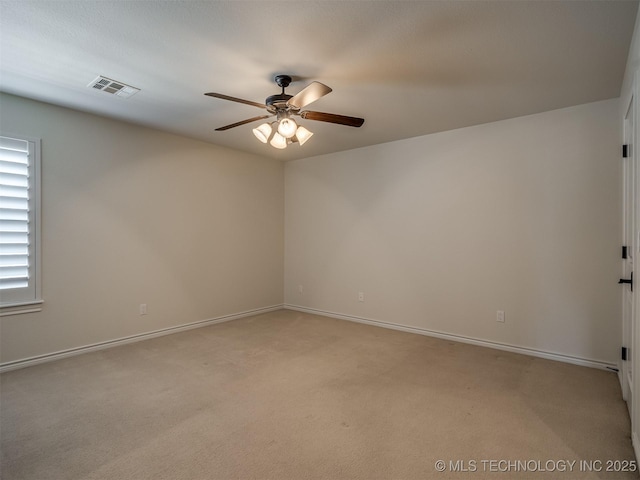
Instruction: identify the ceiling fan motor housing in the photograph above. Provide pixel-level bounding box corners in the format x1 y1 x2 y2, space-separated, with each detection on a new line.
265 93 294 114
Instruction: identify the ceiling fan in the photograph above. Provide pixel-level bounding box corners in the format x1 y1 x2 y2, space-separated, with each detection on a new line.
204 75 365 149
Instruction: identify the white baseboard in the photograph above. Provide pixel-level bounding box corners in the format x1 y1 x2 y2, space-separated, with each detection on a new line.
2 303 618 374
0 304 283 373
284 304 617 371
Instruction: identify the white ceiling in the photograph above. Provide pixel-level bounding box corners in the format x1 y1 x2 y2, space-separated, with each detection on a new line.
0 1 638 161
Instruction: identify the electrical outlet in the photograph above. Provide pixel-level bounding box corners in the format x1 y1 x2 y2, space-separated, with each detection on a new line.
497 310 505 323
298 285 303 294
139 304 147 315
358 292 365 302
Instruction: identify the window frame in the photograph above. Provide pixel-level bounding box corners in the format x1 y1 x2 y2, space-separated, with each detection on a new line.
0 133 42 313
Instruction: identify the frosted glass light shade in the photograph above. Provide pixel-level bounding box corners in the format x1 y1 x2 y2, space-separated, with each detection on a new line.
270 132 287 149
277 118 297 139
252 123 272 143
295 126 313 145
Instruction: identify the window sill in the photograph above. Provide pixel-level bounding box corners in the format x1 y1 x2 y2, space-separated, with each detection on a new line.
0 300 44 317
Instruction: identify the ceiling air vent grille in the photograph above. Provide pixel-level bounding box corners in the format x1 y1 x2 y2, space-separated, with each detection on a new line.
87 76 140 98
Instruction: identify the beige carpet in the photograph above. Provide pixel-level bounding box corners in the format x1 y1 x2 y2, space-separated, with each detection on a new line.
1 309 637 480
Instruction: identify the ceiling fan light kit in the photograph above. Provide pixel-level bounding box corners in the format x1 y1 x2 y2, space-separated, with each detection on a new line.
252 120 314 148
205 74 364 150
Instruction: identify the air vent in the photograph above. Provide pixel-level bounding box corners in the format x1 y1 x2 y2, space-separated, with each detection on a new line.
87 76 140 98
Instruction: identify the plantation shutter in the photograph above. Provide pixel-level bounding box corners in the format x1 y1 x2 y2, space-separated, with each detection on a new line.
0 136 31 292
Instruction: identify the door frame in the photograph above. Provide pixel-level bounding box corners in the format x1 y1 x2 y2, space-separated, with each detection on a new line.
625 71 640 461
622 94 635 409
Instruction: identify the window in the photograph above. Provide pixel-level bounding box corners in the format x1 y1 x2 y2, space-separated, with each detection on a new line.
0 134 41 309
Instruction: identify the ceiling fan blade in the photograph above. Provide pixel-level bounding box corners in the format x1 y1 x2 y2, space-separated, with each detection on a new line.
287 82 332 109
300 111 365 128
215 115 274 131
205 92 266 109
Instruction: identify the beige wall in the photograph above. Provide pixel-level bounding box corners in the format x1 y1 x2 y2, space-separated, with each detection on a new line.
0 93 623 367
0 93 284 364
285 99 621 365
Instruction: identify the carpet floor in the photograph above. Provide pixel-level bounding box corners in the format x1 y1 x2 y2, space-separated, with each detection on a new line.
1 309 637 479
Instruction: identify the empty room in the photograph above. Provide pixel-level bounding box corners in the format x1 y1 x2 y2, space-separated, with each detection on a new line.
2 1 640 479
